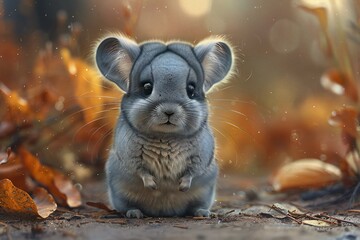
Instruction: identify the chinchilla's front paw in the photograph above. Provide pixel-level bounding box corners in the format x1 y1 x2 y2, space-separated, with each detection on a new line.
142 175 157 190
126 209 144 219
194 209 210 217
178 175 192 192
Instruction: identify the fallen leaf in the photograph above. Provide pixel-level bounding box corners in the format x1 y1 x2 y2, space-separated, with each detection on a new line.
32 187 57 218
0 179 56 218
321 69 358 102
272 203 304 215
54 172 82 208
0 83 31 124
60 49 103 123
0 121 16 139
272 159 342 192
242 205 287 219
345 150 360 175
302 219 331 227
19 147 82 207
328 107 359 138
86 201 114 212
0 152 30 192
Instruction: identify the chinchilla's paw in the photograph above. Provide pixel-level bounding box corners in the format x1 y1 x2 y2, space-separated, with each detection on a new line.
126 209 144 219
143 176 157 190
178 175 192 192
194 209 210 217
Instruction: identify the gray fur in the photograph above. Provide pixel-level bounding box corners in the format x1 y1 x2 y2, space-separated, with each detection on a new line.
95 35 233 218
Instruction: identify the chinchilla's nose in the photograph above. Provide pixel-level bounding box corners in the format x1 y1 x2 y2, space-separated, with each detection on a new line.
157 103 182 118
164 111 174 117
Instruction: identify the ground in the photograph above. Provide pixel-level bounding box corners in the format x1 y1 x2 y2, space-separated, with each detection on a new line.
1 175 360 240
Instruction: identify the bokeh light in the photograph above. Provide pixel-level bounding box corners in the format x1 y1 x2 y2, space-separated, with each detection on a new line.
178 0 212 17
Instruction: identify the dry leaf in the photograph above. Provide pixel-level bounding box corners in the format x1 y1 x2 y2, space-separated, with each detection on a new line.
299 5 332 56
32 187 57 218
272 203 304 215
328 107 358 138
53 172 82 208
19 147 82 207
0 83 31 124
0 152 30 192
302 219 331 227
272 159 342 192
0 121 16 139
321 69 358 102
345 150 360 175
86 201 114 212
0 179 56 218
60 49 103 123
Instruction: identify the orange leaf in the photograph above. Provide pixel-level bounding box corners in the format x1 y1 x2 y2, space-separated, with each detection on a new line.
32 187 58 218
0 179 56 218
0 83 31 124
299 6 328 34
272 159 342 192
19 147 82 208
60 49 104 123
321 69 358 102
328 107 358 138
87 201 114 212
0 151 30 192
299 5 332 56
54 172 82 208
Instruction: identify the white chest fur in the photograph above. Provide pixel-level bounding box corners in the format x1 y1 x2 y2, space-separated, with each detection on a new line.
136 136 194 179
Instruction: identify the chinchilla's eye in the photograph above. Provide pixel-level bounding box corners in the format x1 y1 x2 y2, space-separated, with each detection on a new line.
187 83 196 99
143 82 153 96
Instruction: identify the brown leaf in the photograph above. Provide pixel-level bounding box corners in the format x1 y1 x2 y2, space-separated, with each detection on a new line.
53 172 82 208
272 159 342 192
60 49 103 123
0 121 16 139
32 187 57 218
299 5 332 56
345 150 360 176
299 6 327 35
19 147 82 207
320 69 358 102
0 179 56 218
328 107 358 138
302 219 331 227
0 83 31 124
0 152 30 192
86 201 114 212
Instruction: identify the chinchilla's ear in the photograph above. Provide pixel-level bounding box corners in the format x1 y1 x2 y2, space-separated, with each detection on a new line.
194 39 233 92
95 35 140 92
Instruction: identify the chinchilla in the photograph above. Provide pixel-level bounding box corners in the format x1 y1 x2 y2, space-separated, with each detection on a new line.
95 34 233 218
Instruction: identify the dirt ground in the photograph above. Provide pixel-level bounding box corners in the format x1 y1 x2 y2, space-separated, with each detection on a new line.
1 176 360 240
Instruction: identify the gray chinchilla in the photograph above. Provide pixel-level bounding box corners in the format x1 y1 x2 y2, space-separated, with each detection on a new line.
95 35 233 218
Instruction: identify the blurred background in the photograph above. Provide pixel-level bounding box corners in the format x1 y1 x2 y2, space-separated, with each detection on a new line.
0 0 359 182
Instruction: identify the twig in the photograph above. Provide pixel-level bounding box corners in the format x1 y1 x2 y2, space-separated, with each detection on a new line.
269 204 302 224
304 214 337 225
320 213 360 227
224 209 236 215
173 224 188 229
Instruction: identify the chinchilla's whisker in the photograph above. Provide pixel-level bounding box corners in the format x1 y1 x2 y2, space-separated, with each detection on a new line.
90 128 113 163
72 116 109 143
87 121 113 152
207 124 240 167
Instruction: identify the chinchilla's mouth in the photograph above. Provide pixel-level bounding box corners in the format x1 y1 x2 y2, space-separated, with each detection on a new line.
162 120 175 126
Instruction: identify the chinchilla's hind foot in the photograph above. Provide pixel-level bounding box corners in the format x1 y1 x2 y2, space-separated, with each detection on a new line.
126 209 144 219
194 209 211 217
